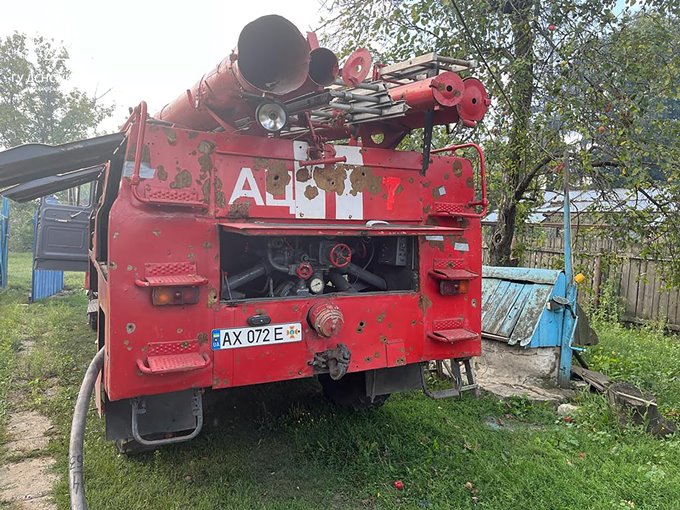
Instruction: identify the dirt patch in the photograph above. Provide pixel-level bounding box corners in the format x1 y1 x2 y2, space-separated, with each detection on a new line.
0 457 57 509
17 339 35 358
5 411 53 454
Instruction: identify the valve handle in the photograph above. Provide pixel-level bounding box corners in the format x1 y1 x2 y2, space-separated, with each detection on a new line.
329 243 352 268
296 262 314 280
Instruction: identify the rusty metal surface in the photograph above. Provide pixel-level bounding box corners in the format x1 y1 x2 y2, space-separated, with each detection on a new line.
0 16 491 410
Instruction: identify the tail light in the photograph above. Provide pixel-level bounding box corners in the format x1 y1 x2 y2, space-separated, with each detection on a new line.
152 286 200 306
439 280 469 295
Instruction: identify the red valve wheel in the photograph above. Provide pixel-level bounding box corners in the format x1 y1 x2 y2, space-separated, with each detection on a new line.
329 243 352 268
295 262 314 280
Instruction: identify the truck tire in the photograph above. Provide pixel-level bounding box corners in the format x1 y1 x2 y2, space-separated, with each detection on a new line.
318 372 389 410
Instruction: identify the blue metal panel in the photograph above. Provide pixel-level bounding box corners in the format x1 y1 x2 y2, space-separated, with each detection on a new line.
481 266 568 348
30 207 64 301
31 269 64 301
0 196 8 289
529 272 566 348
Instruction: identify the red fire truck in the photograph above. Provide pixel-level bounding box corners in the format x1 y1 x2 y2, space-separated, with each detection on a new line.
0 15 489 459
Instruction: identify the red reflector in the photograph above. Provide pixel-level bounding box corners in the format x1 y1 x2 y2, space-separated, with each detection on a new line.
152 286 200 306
439 280 469 295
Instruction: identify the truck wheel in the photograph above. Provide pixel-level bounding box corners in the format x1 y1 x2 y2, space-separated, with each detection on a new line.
318 372 389 410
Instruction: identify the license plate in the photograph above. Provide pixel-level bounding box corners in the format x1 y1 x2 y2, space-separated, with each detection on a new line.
211 322 302 350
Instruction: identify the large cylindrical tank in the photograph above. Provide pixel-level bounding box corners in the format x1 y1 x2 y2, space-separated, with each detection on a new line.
157 15 311 131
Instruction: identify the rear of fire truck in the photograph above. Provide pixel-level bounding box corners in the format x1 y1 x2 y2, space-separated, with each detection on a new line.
0 15 489 456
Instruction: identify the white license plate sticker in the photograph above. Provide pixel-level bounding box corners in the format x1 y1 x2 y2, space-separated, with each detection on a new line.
211 323 302 350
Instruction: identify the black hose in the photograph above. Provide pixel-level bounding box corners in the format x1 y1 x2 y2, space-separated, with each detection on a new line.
345 263 387 290
69 347 104 510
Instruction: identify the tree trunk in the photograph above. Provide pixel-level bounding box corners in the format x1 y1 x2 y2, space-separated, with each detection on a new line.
489 201 517 266
487 0 535 266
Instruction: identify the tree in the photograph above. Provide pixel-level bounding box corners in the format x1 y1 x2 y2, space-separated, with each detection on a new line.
556 12 680 286
0 33 113 251
320 0 676 268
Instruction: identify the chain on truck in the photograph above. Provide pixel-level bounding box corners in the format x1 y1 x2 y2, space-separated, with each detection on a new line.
0 15 489 508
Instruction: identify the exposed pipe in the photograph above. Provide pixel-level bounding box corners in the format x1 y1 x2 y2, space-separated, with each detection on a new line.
69 347 104 510
345 263 387 290
157 15 310 131
328 271 356 292
225 263 268 290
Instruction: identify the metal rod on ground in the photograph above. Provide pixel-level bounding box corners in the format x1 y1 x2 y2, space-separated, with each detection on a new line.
69 347 105 510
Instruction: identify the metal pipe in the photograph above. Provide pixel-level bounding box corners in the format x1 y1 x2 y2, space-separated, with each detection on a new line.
157 15 310 131
330 102 382 115
69 347 105 510
308 47 339 87
328 271 356 292
329 90 381 103
345 263 387 290
387 71 464 110
225 263 268 290
558 149 575 388
333 79 382 91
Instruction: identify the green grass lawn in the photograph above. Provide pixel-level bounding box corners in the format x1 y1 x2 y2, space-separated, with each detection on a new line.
1 251 680 509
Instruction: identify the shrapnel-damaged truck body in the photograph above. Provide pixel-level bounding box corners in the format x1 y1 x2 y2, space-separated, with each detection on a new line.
0 15 489 452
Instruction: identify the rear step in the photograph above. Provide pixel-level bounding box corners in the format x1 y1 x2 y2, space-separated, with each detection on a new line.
136 353 210 374
421 358 479 399
427 318 479 343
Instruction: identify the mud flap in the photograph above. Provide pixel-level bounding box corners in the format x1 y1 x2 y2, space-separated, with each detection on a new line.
365 364 422 401
105 389 202 443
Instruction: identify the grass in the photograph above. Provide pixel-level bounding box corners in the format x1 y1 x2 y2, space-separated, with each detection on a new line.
1 251 680 509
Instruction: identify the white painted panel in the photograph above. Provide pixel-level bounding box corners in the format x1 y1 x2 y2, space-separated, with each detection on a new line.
333 145 364 220
293 141 326 219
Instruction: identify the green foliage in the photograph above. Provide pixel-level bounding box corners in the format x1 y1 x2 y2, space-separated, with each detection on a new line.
7 200 36 252
321 1 680 280
0 33 112 251
556 14 680 286
3 252 680 509
0 33 113 148
587 320 680 416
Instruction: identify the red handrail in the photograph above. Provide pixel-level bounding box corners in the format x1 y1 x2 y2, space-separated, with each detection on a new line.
128 102 148 203
431 143 488 217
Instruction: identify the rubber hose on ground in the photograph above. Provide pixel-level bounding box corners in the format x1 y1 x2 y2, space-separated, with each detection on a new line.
69 347 105 510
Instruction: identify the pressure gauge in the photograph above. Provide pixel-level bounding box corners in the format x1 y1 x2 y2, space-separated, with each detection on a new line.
309 277 324 294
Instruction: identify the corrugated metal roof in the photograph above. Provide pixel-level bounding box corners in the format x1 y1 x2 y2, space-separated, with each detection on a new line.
482 266 566 347
484 188 663 224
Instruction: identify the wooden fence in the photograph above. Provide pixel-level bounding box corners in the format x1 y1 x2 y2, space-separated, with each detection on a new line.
483 223 680 331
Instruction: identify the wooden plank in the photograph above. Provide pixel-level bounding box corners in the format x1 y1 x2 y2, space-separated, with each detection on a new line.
627 259 641 318
659 280 671 324
572 366 611 392
640 261 654 320
649 263 663 323
668 287 680 329
636 260 651 320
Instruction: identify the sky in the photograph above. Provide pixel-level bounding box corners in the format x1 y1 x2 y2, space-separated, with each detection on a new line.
0 0 324 131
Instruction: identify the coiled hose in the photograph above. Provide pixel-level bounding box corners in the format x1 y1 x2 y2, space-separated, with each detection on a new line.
69 347 104 510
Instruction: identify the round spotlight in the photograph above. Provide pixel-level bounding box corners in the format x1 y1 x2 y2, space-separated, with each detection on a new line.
256 102 287 132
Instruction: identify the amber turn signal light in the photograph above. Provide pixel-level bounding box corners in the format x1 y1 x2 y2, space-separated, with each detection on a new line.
439 279 469 295
151 286 200 306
